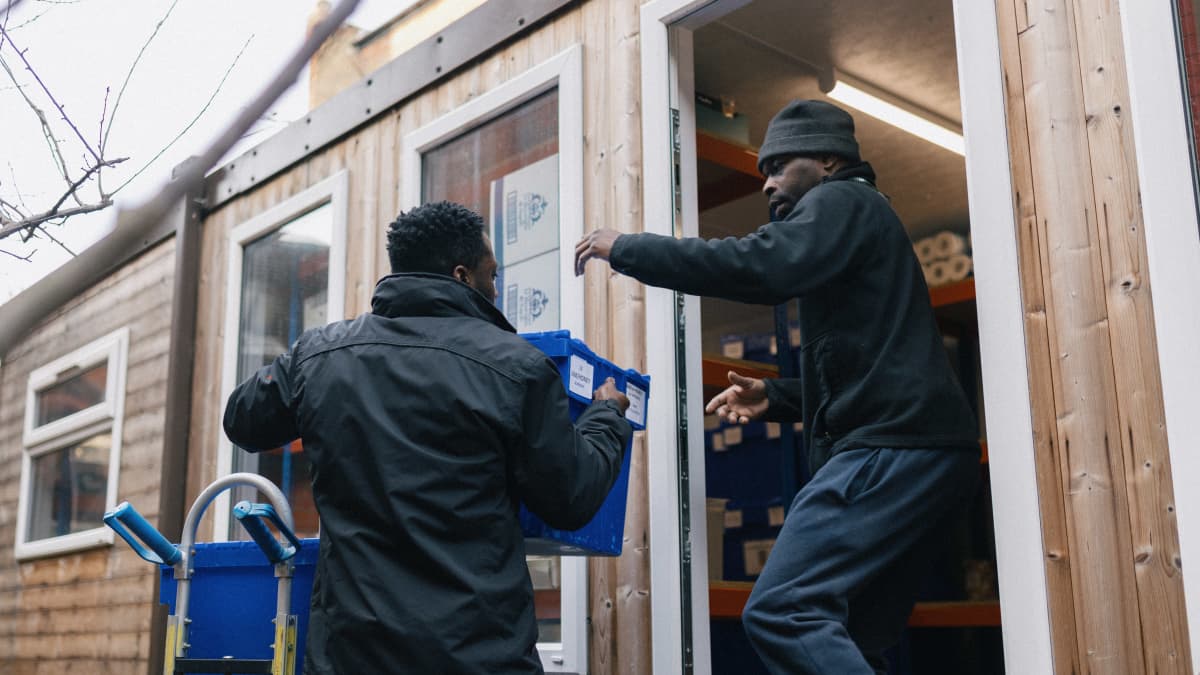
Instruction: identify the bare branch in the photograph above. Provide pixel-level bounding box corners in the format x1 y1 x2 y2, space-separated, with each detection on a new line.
0 22 101 163
96 84 110 192
29 223 74 255
1 0 26 23
0 157 122 238
101 0 179 159
0 0 360 352
0 246 35 261
111 35 251 197
0 52 73 186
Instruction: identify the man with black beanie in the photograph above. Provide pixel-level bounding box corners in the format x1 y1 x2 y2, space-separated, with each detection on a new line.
575 100 980 674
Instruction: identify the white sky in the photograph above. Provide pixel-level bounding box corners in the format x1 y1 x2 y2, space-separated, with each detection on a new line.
0 0 398 305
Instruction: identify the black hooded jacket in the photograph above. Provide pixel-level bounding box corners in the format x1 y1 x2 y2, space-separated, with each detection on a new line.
223 273 632 674
610 162 978 472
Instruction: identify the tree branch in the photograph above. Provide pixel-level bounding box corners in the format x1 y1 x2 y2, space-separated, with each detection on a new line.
0 21 101 164
111 35 250 197
101 0 179 160
0 0 360 352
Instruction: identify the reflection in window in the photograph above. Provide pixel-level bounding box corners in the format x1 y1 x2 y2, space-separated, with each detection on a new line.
421 89 564 644
35 363 107 426
423 90 561 333
231 203 332 538
27 434 111 540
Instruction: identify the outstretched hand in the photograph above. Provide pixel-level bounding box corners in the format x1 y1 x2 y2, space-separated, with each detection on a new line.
704 371 769 424
574 228 622 276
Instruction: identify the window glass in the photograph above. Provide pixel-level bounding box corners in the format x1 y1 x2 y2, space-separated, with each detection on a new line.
26 433 111 541
421 89 564 643
35 363 107 427
231 203 332 538
423 89 561 332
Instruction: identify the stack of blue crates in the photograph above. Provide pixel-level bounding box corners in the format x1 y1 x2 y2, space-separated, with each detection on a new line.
708 328 804 582
706 418 792 581
519 330 650 557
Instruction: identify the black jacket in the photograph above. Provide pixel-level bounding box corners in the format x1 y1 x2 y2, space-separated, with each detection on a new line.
223 273 632 675
610 162 978 472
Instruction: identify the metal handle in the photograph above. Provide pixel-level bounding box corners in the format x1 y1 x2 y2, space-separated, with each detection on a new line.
233 501 301 563
103 501 181 565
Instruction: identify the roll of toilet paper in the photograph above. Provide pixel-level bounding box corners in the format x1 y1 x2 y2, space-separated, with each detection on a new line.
914 237 939 264
933 230 970 258
926 260 951 287
945 253 973 283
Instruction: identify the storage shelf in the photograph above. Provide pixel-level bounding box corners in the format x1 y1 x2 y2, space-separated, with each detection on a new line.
709 582 1000 627
702 355 778 389
930 277 976 308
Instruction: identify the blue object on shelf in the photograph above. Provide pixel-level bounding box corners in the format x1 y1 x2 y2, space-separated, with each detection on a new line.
159 539 319 669
519 330 650 556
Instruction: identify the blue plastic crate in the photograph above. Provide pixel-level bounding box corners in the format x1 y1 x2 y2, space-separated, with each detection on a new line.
519 330 650 556
159 539 319 671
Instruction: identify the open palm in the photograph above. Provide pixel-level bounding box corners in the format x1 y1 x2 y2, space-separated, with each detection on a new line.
705 371 769 424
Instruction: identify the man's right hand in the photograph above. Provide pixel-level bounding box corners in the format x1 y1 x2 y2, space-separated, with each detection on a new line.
574 228 622 276
704 371 769 424
594 377 630 414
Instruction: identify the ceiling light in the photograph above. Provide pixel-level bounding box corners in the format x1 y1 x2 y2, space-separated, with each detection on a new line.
825 77 965 156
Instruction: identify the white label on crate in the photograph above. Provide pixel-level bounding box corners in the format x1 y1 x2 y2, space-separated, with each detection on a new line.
766 422 782 439
790 326 802 348
794 422 804 432
722 340 745 360
724 509 743 529
711 433 726 452
625 383 646 427
768 505 786 527
568 355 594 399
723 425 743 446
743 539 776 576
704 414 722 431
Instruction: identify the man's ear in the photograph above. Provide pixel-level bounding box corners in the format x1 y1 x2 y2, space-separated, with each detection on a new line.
821 155 842 172
452 264 470 284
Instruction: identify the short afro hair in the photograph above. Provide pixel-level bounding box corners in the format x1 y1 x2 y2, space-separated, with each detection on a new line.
386 201 489 276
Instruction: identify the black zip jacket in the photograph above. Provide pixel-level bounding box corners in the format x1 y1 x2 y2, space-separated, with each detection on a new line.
223 273 632 675
610 162 978 472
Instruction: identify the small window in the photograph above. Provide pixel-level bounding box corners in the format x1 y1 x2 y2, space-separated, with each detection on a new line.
17 328 128 559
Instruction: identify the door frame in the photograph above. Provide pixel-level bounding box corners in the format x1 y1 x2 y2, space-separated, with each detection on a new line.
638 1 1056 673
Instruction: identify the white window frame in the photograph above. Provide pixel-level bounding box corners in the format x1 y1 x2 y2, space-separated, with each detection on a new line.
1119 3 1200 668
399 44 585 673
213 170 349 541
16 326 129 560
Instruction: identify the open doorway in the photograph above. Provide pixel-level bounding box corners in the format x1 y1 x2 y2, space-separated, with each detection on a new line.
652 1 1002 673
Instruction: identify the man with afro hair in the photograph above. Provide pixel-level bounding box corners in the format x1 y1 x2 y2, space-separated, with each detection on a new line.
225 201 632 674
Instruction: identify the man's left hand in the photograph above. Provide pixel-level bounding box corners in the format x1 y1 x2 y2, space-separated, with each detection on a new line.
574 228 622 276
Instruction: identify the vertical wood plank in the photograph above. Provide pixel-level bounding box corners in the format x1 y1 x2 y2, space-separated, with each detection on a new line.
996 0 1190 670
583 0 617 670
1018 0 1144 667
993 1 1081 672
1070 0 1190 670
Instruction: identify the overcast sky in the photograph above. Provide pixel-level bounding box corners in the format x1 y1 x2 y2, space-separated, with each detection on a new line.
0 0 396 304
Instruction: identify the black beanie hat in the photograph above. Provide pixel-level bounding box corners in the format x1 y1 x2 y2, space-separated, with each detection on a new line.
757 100 861 173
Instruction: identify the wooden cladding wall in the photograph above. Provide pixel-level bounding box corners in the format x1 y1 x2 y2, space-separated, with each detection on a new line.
190 1 649 673
995 0 1189 672
0 239 176 674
